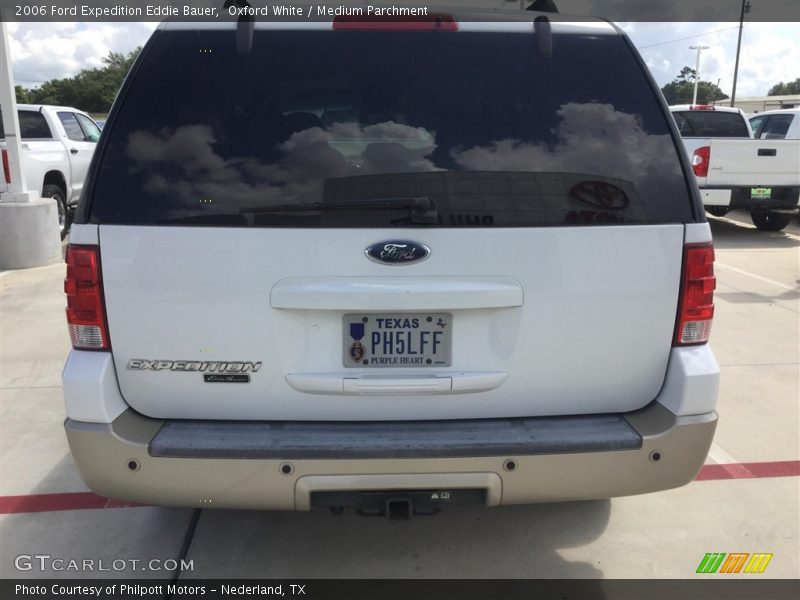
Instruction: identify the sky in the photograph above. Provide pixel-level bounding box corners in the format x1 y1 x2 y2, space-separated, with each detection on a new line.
5 19 800 98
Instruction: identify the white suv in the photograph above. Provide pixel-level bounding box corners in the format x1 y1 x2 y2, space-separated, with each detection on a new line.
62 9 719 516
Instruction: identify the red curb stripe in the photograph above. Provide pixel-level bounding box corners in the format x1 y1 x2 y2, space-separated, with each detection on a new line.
1 460 798 514
0 492 144 515
745 459 800 478
695 460 800 481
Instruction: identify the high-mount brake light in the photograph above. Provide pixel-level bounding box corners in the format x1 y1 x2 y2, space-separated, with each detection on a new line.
692 146 711 177
65 245 110 350
690 105 715 111
674 243 715 346
333 14 458 31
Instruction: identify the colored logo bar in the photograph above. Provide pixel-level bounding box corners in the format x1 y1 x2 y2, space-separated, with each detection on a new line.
696 553 773 574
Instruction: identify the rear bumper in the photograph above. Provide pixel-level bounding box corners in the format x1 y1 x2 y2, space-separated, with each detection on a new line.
64 402 717 509
699 188 732 207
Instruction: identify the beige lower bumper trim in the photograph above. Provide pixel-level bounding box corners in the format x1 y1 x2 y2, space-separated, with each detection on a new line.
64 403 717 510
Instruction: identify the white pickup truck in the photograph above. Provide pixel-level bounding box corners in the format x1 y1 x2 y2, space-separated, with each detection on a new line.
0 104 101 238
670 104 800 231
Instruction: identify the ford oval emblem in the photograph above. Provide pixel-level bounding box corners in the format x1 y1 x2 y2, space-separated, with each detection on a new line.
365 240 430 265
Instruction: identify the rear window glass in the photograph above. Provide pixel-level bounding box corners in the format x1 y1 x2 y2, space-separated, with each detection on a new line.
757 115 793 139
672 110 750 138
87 30 693 227
0 110 53 139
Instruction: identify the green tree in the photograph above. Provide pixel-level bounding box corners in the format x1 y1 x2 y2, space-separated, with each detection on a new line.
661 66 728 105
767 78 800 95
26 80 61 105
676 66 697 83
14 85 30 103
21 47 141 113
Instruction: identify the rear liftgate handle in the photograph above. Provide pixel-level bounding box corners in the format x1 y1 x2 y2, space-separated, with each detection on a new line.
285 372 507 395
343 376 452 394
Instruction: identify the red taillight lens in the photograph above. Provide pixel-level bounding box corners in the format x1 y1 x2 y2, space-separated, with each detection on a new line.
674 243 715 346
692 146 710 177
65 245 110 350
333 14 458 31
2 149 10 184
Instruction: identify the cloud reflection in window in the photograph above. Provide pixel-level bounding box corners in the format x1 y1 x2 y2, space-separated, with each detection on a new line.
125 121 439 208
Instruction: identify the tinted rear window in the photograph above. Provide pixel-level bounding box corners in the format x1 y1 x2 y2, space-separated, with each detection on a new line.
86 29 693 227
0 110 53 139
758 114 794 139
673 110 750 138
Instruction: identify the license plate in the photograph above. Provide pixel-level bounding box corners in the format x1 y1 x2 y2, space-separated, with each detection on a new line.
751 187 772 199
343 313 451 368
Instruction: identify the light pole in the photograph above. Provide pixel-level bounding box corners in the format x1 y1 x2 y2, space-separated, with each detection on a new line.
689 45 710 105
731 0 751 107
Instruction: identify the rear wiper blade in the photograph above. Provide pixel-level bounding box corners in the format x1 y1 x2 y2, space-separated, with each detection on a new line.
240 196 438 224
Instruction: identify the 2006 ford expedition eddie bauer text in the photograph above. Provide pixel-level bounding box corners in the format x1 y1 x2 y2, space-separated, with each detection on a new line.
62 8 719 517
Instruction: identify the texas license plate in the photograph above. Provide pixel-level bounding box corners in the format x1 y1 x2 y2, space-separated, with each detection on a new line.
751 187 772 199
343 313 452 368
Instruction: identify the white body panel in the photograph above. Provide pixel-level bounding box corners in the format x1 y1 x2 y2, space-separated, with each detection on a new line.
67 223 99 245
699 139 800 189
683 222 713 245
62 351 129 423
656 345 720 416
271 277 523 310
98 224 686 421
62 341 719 422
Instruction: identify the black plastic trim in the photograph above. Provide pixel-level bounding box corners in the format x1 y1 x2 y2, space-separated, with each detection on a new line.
149 413 642 459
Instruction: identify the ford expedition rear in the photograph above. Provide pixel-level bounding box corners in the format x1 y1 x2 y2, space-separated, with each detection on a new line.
62 10 719 515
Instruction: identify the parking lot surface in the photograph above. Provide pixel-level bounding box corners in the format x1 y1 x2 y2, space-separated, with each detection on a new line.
1 211 798 580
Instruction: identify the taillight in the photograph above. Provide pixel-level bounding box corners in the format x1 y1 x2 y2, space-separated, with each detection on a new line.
65 245 110 350
333 14 458 30
2 149 10 184
674 243 715 346
692 146 710 177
